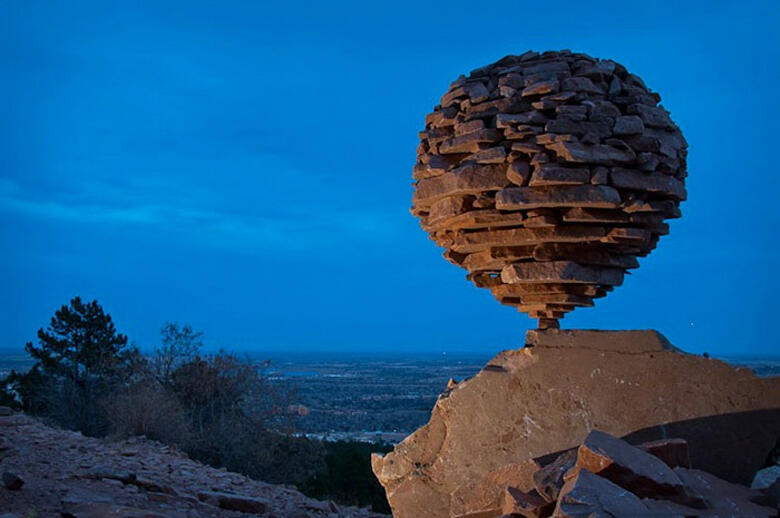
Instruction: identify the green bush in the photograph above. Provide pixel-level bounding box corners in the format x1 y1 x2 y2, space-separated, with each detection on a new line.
300 440 392 513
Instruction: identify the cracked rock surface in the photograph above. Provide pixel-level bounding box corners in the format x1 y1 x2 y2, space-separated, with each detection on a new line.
371 329 780 518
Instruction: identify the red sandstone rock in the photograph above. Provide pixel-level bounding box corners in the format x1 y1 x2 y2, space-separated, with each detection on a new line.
609 168 686 200
553 469 649 517
525 328 676 353
413 164 508 207
440 130 503 154
510 432 775 517
528 165 590 186
501 261 624 286
575 429 688 501
371 330 780 518
440 226 610 254
502 486 554 517
495 185 621 210
449 459 541 517
532 450 577 503
552 434 776 517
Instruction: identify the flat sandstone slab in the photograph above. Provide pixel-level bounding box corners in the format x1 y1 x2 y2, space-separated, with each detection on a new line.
526 329 678 353
496 185 621 210
413 164 507 207
501 261 624 286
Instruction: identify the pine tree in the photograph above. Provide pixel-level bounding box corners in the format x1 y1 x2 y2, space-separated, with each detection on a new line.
25 296 133 384
16 296 139 435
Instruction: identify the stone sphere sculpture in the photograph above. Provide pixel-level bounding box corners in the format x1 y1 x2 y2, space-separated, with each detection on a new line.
411 50 687 329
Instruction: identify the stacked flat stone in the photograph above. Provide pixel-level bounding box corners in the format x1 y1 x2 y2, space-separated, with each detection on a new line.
411 50 687 329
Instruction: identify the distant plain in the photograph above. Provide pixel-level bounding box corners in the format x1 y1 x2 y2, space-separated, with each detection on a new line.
2 348 777 443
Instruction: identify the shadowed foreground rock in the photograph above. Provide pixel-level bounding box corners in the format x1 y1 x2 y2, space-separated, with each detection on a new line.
371 330 780 518
555 436 775 518
0 411 387 518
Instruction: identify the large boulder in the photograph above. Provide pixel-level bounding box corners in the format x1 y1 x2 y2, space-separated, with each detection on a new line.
572 429 689 503
371 330 780 518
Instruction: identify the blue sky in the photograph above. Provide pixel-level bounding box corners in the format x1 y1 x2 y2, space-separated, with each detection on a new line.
1 1 778 357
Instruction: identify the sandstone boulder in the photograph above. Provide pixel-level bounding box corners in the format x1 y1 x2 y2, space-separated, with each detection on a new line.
450 459 539 517
372 330 780 518
553 469 649 517
574 429 688 502
384 429 777 517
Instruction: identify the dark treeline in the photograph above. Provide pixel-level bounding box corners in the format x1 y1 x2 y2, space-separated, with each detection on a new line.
0 297 390 513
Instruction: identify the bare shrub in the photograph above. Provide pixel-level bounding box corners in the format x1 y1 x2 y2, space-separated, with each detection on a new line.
104 383 190 446
150 323 203 388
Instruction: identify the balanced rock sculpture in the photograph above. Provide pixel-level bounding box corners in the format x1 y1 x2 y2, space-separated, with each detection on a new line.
412 50 687 328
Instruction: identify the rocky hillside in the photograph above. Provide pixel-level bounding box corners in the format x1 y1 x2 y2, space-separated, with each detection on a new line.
0 409 388 518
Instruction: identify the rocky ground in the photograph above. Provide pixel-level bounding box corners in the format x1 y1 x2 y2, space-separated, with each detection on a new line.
503 429 779 517
0 410 388 518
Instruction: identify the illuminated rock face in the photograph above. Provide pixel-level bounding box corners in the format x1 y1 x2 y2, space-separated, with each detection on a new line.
411 50 687 328
371 331 780 518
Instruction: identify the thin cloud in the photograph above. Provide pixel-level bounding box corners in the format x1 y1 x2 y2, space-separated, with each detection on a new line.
0 178 402 254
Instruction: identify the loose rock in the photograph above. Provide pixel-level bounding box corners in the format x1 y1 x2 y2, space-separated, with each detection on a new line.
575 429 688 501
197 491 269 514
2 472 23 491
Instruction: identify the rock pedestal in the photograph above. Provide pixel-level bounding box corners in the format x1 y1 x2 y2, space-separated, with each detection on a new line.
371 330 780 518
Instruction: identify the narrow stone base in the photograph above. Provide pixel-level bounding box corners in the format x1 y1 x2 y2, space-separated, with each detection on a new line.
525 328 680 353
